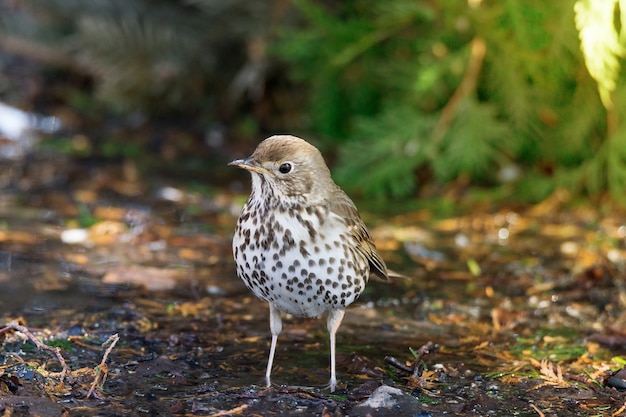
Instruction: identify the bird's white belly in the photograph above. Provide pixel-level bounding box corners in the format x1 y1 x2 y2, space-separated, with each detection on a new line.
232 205 368 318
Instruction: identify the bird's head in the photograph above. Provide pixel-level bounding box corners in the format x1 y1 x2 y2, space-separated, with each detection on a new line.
229 135 334 202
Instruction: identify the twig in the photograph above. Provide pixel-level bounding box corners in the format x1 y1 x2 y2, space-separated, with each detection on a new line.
87 334 120 399
1 320 70 382
431 36 487 144
564 371 601 391
384 356 413 373
385 341 438 377
0 35 91 74
411 341 437 379
413 341 437 362
530 403 545 417
208 404 249 416
612 400 626 417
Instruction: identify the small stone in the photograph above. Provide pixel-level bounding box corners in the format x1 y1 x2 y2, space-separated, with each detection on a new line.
351 385 431 417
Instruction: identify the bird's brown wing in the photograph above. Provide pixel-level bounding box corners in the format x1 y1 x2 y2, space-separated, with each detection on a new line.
328 191 390 282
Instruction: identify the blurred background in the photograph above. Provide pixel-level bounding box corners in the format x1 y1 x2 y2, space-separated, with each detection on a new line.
0 0 624 204
2 3 626 414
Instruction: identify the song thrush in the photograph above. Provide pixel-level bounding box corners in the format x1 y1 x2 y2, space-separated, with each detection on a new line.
230 135 390 391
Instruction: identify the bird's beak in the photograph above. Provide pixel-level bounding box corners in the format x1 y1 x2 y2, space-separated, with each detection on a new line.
228 158 273 176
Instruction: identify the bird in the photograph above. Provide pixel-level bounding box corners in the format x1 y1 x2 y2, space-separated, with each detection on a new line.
229 135 390 392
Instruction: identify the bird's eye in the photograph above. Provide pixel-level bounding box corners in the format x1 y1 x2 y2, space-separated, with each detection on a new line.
279 162 293 174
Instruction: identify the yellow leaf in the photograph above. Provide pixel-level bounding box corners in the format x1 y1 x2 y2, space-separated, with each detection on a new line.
574 0 626 108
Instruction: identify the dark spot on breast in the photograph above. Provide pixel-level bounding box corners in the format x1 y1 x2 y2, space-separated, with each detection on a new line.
315 208 326 226
283 230 295 247
299 244 310 258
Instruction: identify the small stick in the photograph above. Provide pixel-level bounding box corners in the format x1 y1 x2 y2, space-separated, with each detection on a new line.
530 403 545 417
1 320 70 381
87 334 120 398
208 404 249 416
611 400 626 417
411 341 437 379
413 341 437 362
385 341 438 376
384 356 413 373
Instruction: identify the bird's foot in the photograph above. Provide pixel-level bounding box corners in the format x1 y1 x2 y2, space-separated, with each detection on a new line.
329 376 337 393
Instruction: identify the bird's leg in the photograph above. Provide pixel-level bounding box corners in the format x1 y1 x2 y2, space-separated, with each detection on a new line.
266 303 282 387
326 308 346 392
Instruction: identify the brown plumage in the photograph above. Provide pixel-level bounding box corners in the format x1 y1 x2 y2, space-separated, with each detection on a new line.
230 135 389 391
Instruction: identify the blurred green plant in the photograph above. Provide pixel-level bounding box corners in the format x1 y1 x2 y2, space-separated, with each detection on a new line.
274 0 626 202
0 0 274 115
2 0 625 203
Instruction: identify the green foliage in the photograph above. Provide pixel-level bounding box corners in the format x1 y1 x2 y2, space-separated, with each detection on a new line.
47 339 74 351
275 0 626 203
273 0 437 140
76 204 99 228
433 100 513 183
556 121 626 203
333 104 436 198
2 0 626 203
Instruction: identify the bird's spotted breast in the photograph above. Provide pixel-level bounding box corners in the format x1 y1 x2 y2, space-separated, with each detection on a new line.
233 200 368 318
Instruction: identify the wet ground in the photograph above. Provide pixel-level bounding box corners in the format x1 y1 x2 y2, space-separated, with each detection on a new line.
1 152 626 416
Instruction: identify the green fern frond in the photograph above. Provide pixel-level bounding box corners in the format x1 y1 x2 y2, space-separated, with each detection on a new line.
433 100 513 182
606 127 626 203
483 42 541 154
555 120 626 202
550 80 605 166
335 105 436 198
